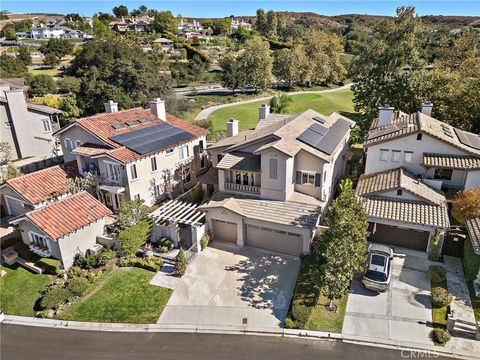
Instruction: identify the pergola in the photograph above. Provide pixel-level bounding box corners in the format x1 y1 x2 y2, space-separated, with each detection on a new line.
149 200 205 227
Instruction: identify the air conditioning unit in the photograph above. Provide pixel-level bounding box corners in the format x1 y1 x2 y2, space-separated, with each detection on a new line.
88 244 103 256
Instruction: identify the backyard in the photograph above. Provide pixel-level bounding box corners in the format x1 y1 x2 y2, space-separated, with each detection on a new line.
206 89 355 133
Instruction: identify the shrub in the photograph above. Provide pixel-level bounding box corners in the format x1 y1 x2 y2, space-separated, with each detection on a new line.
74 248 117 269
191 187 204 204
14 241 39 261
119 256 163 272
433 328 451 344
158 237 173 253
97 248 117 266
431 287 453 307
41 286 71 310
200 233 211 251
173 249 186 277
284 317 295 329
66 277 89 297
36 257 62 275
118 219 152 256
429 265 446 284
67 266 95 281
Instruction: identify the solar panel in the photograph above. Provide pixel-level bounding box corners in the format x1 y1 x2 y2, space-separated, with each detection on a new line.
138 118 150 123
454 128 480 150
112 123 126 129
297 118 352 155
110 123 195 155
310 122 329 136
126 120 140 126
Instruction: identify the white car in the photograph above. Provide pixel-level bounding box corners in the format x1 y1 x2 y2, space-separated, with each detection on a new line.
362 244 394 292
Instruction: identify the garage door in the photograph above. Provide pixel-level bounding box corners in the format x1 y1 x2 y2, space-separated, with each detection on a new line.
368 223 429 251
245 224 304 256
212 220 237 243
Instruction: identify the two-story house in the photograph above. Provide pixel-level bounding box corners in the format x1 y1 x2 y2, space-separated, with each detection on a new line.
357 102 479 252
0 79 61 161
53 99 208 211
199 106 355 256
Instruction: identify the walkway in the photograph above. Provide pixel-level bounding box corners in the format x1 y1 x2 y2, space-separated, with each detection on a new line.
193 83 353 121
443 256 480 354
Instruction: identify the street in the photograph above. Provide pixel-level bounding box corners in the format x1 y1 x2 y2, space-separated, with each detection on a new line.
0 324 450 360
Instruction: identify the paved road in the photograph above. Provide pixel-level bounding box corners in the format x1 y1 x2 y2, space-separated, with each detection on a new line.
1 324 450 360
193 83 353 121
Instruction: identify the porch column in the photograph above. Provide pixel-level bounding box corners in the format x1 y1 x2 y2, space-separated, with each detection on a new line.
169 220 180 247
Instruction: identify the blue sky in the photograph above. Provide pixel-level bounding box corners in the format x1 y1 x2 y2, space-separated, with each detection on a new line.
2 1 479 17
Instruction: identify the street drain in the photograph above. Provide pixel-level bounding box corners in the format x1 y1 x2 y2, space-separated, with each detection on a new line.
242 317 248 325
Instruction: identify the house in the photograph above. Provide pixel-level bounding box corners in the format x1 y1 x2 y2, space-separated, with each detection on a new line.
231 18 253 31
364 103 480 197
30 22 90 39
355 167 450 252
199 105 355 256
0 79 61 161
9 191 111 269
178 19 203 32
108 16 152 33
53 99 209 211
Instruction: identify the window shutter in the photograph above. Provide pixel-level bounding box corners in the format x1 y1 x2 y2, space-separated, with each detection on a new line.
269 159 277 179
296 171 302 184
315 173 321 187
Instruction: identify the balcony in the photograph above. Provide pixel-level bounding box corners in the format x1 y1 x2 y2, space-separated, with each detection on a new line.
29 243 51 257
98 178 126 194
225 182 260 194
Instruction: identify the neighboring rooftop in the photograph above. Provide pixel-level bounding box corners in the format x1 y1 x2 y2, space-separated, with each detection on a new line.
423 153 480 170
25 191 111 240
216 151 261 172
466 218 480 255
4 162 79 205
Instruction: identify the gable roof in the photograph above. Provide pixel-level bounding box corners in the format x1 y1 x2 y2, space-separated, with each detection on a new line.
55 107 208 163
26 191 111 240
423 153 480 170
466 218 480 255
0 96 61 115
217 152 261 172
365 111 480 156
356 167 446 206
5 162 79 205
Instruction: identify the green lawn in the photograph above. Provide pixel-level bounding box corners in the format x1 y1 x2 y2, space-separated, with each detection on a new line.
305 294 348 332
0 264 51 316
28 67 63 77
59 268 172 323
207 89 355 133
430 271 448 328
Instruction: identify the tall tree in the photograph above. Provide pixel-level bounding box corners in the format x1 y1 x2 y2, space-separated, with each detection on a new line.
255 9 267 35
17 46 32 66
152 11 177 33
266 10 278 39
273 45 309 87
92 17 112 36
219 51 246 93
0 54 28 78
452 188 480 225
112 5 129 18
28 75 57 97
239 37 273 92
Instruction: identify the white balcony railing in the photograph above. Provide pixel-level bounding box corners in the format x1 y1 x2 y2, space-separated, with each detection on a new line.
29 245 51 257
225 182 260 194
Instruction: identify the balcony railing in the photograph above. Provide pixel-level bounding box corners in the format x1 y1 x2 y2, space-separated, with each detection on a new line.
29 244 51 257
99 178 126 188
225 182 260 194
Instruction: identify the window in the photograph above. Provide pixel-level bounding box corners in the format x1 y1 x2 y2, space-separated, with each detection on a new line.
296 171 321 187
269 159 277 180
151 156 157 172
397 189 403 196
217 154 224 163
75 140 81 149
404 151 413 163
302 172 315 185
105 162 121 182
133 193 141 201
182 168 192 184
235 170 241 184
130 164 138 180
391 150 401 162
29 232 49 251
165 148 174 155
42 119 52 132
434 169 453 181
417 133 422 141
64 138 72 150
380 149 389 161
199 140 204 151
154 183 161 198
179 145 189 160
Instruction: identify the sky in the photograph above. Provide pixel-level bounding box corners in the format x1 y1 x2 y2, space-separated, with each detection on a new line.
2 0 479 18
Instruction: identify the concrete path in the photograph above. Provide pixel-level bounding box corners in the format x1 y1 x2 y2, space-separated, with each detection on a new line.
193 83 353 121
443 256 480 354
151 243 300 328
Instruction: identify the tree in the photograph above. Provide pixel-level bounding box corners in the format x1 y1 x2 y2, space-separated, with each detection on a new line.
152 11 177 33
67 176 93 194
0 142 12 165
173 249 187 277
95 12 115 24
58 95 81 125
57 76 81 94
117 199 148 229
315 181 369 309
269 93 293 113
212 18 231 36
112 5 129 18
255 9 267 36
219 51 246 93
130 5 148 17
65 13 83 22
17 46 32 66
67 40 174 115
266 11 277 39
273 45 309 88
452 188 480 225
43 53 61 68
92 18 111 36
2 26 16 40
39 38 74 68
350 7 425 118
276 12 286 38
239 37 273 92
0 54 28 78
27 74 57 97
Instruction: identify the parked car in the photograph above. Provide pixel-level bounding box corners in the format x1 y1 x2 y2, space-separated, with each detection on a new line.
362 244 394 292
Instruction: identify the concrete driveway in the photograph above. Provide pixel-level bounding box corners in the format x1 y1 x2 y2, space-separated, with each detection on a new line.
342 246 434 346
151 242 300 328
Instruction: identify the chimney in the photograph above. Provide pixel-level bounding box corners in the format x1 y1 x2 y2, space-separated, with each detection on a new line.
377 105 394 127
104 100 118 113
150 98 166 121
420 101 433 116
259 104 270 121
226 118 239 137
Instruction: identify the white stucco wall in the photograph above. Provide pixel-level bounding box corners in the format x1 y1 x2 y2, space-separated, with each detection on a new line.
464 170 480 190
260 149 290 201
58 125 105 163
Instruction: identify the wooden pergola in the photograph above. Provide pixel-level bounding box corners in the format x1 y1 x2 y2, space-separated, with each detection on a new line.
148 200 205 227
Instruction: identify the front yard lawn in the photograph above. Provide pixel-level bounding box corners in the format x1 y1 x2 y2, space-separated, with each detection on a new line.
0 264 51 316
59 268 172 323
305 294 348 332
429 266 448 328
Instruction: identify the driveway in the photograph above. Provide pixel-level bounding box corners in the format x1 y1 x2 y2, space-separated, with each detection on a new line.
151 242 300 328
342 246 434 346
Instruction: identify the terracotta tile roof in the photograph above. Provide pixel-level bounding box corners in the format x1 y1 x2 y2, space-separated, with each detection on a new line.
72 143 112 157
103 147 142 163
5 162 79 205
356 167 446 206
359 196 450 229
423 153 480 170
26 191 112 240
466 218 480 255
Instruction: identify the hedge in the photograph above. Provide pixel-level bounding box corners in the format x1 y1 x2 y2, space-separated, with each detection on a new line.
41 286 71 310
66 277 89 297
119 256 163 272
36 257 62 274
118 219 153 256
163 31 210 63
463 240 480 282
264 37 290 50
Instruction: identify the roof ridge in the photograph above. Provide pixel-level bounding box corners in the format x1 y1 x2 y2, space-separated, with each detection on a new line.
77 107 146 123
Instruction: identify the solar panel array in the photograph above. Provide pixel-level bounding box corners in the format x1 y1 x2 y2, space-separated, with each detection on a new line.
110 122 195 155
297 118 352 155
454 128 480 150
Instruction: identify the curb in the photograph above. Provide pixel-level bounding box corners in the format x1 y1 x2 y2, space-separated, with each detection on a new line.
3 315 479 359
